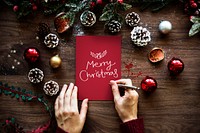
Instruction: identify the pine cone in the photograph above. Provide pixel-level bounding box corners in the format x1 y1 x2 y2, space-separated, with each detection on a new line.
43 80 59 96
107 20 121 33
125 12 140 27
37 23 50 39
80 11 96 27
44 33 59 48
28 68 44 83
131 26 151 46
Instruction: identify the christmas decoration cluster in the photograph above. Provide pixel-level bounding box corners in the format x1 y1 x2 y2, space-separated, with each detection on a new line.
23 22 64 96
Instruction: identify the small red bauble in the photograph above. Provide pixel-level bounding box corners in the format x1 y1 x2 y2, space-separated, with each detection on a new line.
32 5 37 11
24 47 40 63
141 76 157 93
117 0 123 4
191 3 197 8
13 5 19 12
97 0 103 4
168 57 184 75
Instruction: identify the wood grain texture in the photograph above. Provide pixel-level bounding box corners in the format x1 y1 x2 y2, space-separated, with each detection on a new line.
0 2 200 133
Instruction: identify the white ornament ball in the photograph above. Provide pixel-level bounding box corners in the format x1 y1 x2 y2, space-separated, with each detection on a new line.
159 21 172 34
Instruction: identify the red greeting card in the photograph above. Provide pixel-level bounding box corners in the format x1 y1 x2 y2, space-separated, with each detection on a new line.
76 36 121 100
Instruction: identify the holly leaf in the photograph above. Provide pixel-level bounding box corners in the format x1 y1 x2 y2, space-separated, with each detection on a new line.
0 89 2 94
189 23 200 37
190 16 200 24
103 3 114 13
99 10 114 21
119 3 132 11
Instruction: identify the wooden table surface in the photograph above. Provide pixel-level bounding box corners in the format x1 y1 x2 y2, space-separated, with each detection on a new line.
0 2 200 133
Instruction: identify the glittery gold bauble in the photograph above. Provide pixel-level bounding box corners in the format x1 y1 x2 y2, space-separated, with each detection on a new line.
50 55 62 68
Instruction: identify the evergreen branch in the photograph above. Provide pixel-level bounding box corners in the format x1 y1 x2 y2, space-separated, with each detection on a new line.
99 1 132 25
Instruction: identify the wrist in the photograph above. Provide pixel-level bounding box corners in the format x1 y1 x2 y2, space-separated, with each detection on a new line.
122 115 138 123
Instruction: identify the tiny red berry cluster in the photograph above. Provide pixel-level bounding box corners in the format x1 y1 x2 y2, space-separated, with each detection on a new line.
184 0 200 16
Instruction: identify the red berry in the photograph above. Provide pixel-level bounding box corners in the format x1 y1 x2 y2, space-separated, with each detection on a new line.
168 57 184 75
191 3 197 8
97 0 102 4
141 76 157 93
117 0 123 4
24 47 40 63
90 1 96 9
32 5 37 11
13 5 19 12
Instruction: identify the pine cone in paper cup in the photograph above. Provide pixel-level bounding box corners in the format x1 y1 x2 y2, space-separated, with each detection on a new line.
131 26 151 46
43 80 59 96
44 33 59 48
80 10 96 27
125 12 140 27
28 68 44 83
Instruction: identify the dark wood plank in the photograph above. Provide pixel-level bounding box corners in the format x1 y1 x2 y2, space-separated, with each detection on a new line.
0 2 200 133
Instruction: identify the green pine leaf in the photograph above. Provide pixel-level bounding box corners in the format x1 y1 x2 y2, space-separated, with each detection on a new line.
189 23 200 36
4 90 9 95
11 93 15 98
103 3 114 13
22 89 26 93
120 3 132 11
11 118 15 124
4 83 9 88
190 16 200 24
27 97 33 101
21 95 26 101
15 94 20 99
38 98 42 102
99 10 114 21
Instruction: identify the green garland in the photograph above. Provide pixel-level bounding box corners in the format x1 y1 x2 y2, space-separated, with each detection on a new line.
0 82 53 132
0 82 52 116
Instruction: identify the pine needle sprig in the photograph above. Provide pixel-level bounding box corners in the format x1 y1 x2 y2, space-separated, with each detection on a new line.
99 1 132 26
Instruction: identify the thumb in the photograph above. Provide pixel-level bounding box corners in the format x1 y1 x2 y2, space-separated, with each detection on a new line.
80 98 88 122
110 80 120 101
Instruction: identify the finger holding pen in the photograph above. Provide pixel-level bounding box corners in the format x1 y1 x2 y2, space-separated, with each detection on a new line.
110 79 139 123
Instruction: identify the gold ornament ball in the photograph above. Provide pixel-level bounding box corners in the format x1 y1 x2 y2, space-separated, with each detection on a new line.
50 55 62 68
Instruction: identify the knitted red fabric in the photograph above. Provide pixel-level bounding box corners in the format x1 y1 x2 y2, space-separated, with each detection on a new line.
120 118 144 133
56 127 68 133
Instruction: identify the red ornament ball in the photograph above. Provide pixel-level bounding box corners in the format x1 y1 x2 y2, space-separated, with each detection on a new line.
168 57 184 75
13 5 19 12
118 0 123 4
24 47 40 63
141 76 157 93
32 4 37 11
